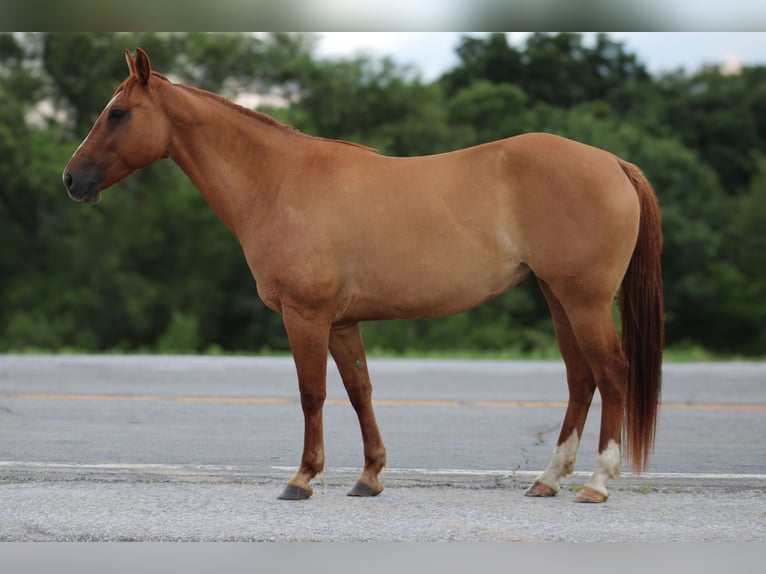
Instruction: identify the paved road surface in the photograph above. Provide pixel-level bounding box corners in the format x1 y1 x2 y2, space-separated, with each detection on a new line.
1 355 764 541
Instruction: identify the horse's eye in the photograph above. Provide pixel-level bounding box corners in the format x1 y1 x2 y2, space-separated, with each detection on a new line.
108 108 128 121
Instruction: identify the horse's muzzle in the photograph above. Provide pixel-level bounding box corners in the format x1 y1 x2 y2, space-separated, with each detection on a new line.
63 169 102 204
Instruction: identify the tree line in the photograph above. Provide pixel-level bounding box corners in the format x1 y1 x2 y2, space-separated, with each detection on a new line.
1 32 764 357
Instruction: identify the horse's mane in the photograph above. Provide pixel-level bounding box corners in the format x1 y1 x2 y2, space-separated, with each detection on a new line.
187 86 378 153
116 72 376 153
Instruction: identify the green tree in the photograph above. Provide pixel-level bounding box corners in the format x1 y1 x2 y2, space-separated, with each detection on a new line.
2 32 764 357
1 33 297 353
443 33 651 110
441 32 524 96
282 54 460 156
447 80 528 144
651 66 766 194
717 156 766 353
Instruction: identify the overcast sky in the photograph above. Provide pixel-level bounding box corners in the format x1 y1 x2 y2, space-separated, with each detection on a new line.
315 33 766 80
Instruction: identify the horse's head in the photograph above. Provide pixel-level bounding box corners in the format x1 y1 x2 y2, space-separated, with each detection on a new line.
63 48 171 204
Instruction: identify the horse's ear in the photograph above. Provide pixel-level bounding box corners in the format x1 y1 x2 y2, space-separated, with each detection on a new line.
134 48 152 85
125 49 137 76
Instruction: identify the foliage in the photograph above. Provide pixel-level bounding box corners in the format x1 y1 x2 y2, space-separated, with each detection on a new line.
1 32 764 357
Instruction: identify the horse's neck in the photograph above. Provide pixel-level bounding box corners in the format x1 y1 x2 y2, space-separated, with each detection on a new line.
162 83 299 238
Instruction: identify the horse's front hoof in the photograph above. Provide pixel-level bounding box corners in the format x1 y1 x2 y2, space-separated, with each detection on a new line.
277 484 313 500
574 486 608 503
525 480 558 497
347 480 383 497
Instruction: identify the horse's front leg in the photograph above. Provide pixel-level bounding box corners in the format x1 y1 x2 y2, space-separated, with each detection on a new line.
329 323 386 497
277 306 332 500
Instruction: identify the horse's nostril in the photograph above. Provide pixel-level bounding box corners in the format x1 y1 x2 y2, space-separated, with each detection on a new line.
63 172 73 190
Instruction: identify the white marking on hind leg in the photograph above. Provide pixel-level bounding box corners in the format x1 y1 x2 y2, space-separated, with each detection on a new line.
584 440 621 497
534 431 580 492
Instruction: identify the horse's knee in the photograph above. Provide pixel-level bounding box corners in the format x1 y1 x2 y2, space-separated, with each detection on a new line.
299 389 326 413
338 368 374 412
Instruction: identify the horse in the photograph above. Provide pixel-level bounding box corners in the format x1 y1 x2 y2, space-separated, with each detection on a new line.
63 48 663 503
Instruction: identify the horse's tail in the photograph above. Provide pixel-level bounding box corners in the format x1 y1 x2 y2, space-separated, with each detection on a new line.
617 159 664 474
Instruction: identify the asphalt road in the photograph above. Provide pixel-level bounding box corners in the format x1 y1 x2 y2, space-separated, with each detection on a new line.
1 355 765 541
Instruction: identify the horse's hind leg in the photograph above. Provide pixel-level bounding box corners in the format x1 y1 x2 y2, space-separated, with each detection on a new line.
526 279 596 498
548 281 629 503
329 322 386 496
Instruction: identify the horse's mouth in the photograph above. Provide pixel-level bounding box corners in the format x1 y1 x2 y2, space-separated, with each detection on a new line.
67 185 102 205
82 189 102 204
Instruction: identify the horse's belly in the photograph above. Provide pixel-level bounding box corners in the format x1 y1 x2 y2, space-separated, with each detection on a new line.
344 253 530 321
334 170 527 321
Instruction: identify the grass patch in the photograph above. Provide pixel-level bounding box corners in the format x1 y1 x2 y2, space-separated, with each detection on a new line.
640 481 655 495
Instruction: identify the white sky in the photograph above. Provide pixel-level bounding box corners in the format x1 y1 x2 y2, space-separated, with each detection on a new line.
316 33 766 80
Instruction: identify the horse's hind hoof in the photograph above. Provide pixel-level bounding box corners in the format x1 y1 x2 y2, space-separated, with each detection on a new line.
525 480 558 497
574 486 608 503
347 480 383 497
277 484 312 500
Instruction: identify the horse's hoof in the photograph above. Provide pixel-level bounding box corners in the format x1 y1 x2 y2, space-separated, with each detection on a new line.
347 480 383 497
525 480 558 497
574 486 608 503
277 484 312 500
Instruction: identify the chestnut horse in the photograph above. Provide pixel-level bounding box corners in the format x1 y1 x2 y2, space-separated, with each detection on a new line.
63 49 663 503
